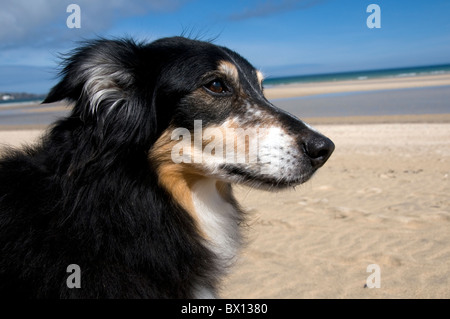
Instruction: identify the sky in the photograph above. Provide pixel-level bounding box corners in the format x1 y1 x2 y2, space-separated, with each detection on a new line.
1 0 449 94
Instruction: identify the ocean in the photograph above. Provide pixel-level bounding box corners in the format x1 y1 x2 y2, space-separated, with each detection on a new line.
263 64 450 87
0 98 44 106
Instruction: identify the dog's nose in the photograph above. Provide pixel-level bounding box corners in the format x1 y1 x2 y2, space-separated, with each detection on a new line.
303 134 335 169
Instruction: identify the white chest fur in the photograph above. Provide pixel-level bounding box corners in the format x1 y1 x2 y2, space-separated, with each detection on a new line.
191 179 242 266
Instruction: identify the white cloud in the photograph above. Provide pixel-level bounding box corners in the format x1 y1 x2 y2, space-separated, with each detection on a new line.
0 0 187 48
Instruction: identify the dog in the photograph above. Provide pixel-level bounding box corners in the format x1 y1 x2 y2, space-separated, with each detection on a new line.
0 36 334 298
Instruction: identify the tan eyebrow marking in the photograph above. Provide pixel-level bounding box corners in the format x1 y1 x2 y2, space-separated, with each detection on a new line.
218 60 239 83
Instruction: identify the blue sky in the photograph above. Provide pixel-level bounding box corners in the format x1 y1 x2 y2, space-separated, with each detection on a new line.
1 0 449 94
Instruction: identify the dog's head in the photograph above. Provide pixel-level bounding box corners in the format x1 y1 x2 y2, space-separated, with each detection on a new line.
44 36 334 189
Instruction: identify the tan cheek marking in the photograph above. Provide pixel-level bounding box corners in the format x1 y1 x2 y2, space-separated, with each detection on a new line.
149 127 206 235
206 119 260 164
205 120 239 163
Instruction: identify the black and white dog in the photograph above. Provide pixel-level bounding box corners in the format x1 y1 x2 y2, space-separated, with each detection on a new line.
0 37 334 298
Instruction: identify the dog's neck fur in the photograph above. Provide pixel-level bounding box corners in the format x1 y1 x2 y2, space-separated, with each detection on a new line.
158 174 243 264
190 179 243 298
149 129 243 298
152 161 243 297
191 179 242 264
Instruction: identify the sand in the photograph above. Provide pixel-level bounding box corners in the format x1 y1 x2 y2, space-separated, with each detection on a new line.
223 123 450 299
0 76 449 299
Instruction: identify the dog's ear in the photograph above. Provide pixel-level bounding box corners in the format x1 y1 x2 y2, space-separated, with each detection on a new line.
43 39 139 118
44 39 162 149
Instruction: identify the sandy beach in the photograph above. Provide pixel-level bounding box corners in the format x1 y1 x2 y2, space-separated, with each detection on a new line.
0 75 449 298
223 123 450 298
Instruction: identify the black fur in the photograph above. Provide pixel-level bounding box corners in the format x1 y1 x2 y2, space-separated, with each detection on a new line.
0 37 243 298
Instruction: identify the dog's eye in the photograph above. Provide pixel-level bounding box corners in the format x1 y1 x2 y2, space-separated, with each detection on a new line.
205 80 229 95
